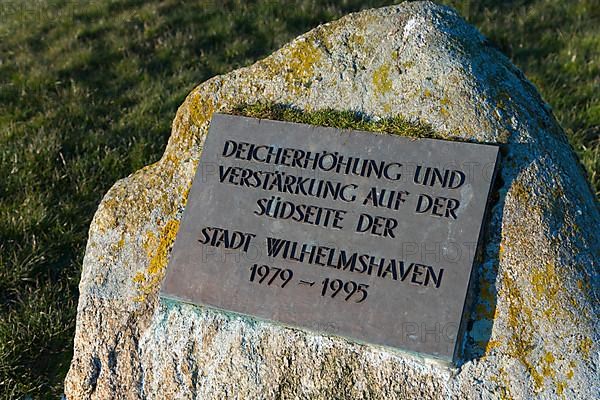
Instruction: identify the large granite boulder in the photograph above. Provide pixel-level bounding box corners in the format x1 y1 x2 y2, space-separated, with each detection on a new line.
64 2 599 399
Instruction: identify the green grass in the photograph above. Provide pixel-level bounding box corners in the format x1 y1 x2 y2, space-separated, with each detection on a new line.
0 0 597 398
233 103 440 137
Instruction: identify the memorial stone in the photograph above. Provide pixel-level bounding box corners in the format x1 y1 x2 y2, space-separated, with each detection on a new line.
65 4 599 399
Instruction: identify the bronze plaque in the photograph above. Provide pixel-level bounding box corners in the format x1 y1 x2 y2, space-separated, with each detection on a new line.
161 113 499 362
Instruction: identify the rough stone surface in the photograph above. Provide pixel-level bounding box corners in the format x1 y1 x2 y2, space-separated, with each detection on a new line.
65 2 599 399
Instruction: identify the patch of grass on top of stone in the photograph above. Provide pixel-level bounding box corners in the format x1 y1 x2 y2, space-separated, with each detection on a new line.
231 103 447 139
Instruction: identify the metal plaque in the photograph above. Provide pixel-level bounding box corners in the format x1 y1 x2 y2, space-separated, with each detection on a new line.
161 113 499 362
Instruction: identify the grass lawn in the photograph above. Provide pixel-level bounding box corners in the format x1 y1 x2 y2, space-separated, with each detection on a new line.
0 0 598 398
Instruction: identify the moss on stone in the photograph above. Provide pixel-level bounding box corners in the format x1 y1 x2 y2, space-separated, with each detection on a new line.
230 102 451 140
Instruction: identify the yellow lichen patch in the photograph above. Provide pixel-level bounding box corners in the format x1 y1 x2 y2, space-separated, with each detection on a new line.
144 230 158 255
133 294 146 303
509 179 531 204
281 39 322 92
556 381 566 396
498 386 513 400
147 220 180 276
134 219 181 301
531 262 559 302
540 352 556 379
485 339 501 353
439 97 452 117
181 185 191 204
577 337 592 359
566 361 575 379
189 94 215 129
372 63 392 95
159 152 184 186
348 32 365 48
502 271 545 390
114 235 125 251
529 261 577 324
133 271 145 283
95 197 119 233
401 60 414 69
93 160 185 240
490 367 514 400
